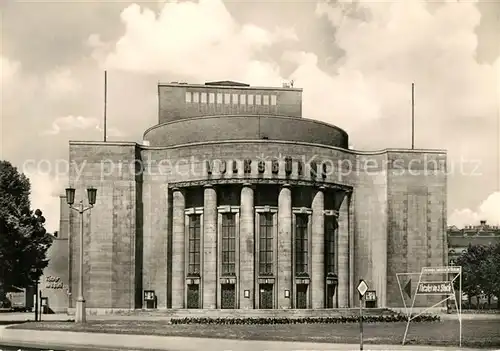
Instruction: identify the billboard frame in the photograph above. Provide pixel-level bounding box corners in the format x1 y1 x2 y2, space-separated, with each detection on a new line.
398 266 462 347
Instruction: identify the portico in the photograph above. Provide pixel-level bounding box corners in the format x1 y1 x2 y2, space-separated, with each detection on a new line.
169 180 352 309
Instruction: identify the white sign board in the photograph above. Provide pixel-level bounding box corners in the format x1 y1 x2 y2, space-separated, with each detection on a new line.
357 280 368 297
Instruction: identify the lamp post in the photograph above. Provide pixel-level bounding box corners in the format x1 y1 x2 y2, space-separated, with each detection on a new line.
30 268 39 321
65 186 97 324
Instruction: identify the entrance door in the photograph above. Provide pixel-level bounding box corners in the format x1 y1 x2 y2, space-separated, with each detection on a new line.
221 284 236 309
326 284 336 308
296 284 308 309
259 284 273 309
186 284 200 309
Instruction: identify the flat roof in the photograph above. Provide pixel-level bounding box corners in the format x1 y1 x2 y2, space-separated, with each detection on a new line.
158 81 303 92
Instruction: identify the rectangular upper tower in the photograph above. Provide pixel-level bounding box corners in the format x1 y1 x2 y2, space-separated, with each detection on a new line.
158 80 303 124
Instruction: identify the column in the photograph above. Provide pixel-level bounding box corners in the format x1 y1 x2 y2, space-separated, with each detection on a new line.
239 183 254 309
348 192 356 308
171 188 185 308
311 187 325 308
337 193 349 308
203 184 217 308
277 184 292 309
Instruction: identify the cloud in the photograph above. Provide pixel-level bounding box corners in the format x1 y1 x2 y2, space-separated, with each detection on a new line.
292 0 499 140
24 169 65 233
42 115 125 137
93 0 498 148
0 55 21 84
448 192 500 228
93 0 297 85
44 67 81 100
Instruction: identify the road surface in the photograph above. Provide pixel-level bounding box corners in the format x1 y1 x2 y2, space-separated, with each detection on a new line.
0 343 147 351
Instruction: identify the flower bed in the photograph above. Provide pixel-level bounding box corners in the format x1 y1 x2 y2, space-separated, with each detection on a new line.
170 313 440 325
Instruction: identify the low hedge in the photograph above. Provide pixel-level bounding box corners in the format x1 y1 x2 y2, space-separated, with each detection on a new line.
170 314 440 325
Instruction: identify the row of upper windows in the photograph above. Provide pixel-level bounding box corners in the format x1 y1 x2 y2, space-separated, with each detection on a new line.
185 91 277 106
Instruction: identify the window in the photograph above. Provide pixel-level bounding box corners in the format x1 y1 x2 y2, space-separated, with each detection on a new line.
325 216 336 274
201 92 207 103
240 94 246 105
221 213 236 275
232 93 239 105
255 95 262 105
185 91 192 103
188 215 201 275
295 214 308 274
271 95 277 105
217 93 223 104
248 94 254 105
259 213 273 274
193 92 199 103
209 93 215 104
263 95 269 105
224 93 231 104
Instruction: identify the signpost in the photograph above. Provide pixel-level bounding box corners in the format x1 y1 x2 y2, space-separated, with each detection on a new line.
356 279 369 351
398 266 462 347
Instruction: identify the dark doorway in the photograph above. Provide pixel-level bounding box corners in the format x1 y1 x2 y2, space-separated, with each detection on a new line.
259 284 273 309
221 284 236 309
326 284 336 308
186 284 200 309
296 284 308 309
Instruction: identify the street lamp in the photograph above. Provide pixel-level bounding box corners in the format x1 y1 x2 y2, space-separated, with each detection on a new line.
65 186 97 323
30 268 39 322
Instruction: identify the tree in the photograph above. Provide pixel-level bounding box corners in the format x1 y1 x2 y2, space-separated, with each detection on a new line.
481 243 500 309
455 244 489 308
0 161 53 299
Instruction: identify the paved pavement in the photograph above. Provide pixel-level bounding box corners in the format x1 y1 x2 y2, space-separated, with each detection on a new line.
0 312 172 322
0 343 130 351
0 325 483 351
440 313 500 320
0 312 497 351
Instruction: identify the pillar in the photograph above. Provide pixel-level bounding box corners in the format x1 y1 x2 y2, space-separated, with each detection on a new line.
348 192 356 308
277 184 292 309
171 188 185 308
337 193 349 308
203 184 217 308
311 187 325 308
239 183 254 309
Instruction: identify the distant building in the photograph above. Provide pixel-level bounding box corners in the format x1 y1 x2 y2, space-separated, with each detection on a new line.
37 223 70 313
447 220 500 264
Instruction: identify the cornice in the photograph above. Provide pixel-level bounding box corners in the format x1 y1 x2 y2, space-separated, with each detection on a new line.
168 178 353 191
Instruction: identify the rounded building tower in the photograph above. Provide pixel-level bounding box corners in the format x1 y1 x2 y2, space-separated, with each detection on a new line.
65 80 447 313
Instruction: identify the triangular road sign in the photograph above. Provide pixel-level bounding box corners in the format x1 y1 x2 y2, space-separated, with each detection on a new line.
396 273 418 317
404 279 412 298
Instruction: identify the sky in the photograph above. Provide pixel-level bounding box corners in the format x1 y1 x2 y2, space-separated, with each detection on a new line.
1 0 499 233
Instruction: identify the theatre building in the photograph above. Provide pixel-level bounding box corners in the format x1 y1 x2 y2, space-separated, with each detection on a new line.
59 80 447 312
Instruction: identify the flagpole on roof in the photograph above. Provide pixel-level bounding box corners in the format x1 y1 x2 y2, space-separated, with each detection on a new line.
104 70 107 142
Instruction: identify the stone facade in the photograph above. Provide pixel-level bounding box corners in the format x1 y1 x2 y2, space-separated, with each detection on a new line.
59 81 447 311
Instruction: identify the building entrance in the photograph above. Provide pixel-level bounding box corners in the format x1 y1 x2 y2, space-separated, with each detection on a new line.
187 284 200 309
221 284 236 309
326 284 336 308
259 284 273 309
296 284 308 309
